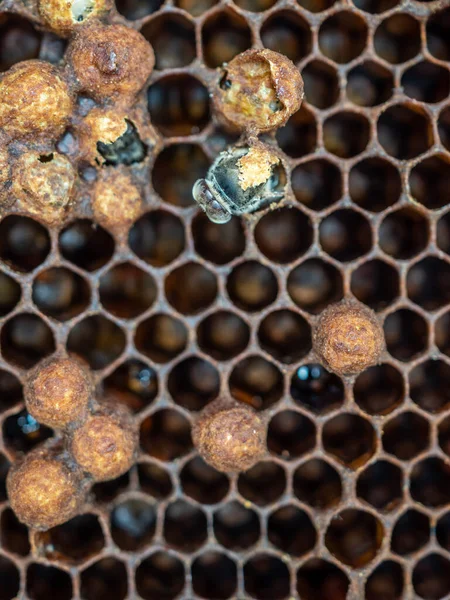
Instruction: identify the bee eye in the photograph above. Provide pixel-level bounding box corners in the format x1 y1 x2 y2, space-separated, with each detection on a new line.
192 179 231 224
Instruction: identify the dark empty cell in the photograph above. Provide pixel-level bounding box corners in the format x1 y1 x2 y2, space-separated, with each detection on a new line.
0 216 50 273
164 500 207 551
32 268 90 321
391 509 430 556
319 209 372 261
99 263 156 319
0 508 30 556
378 104 433 160
383 411 429 460
238 460 286 506
437 512 450 551
354 364 404 415
67 315 126 370
297 559 349 600
439 106 450 152
115 0 162 19
165 262 217 315
347 60 393 107
244 554 290 600
140 409 192 460
413 554 450 600
27 564 72 600
0 272 20 316
319 11 367 63
197 311 250 361
436 311 450 357
0 554 20 600
258 310 311 364
254 207 313 263
234 0 277 9
135 314 188 364
298 0 336 11
1 313 55 369
202 10 251 68
138 462 172 499
302 60 339 109
0 454 10 502
3 409 52 455
410 154 450 210
351 259 399 311
411 457 450 507
192 213 245 265
0 369 22 413
357 460 403 511
192 552 237 599
288 259 343 314
129 210 185 265
410 360 450 413
229 355 283 410
97 121 147 166
214 501 260 549
103 360 158 413
384 308 428 362
268 505 316 556
323 413 375 468
261 11 311 62
148 76 210 137
290 363 344 414
325 509 383 568
227 261 278 312
181 456 229 504
59 219 114 272
365 561 404 600
276 105 317 158
111 498 156 551
141 14 195 69
293 458 342 509
268 410 316 459
427 7 450 61
324 112 370 158
407 257 450 311
292 159 342 211
168 356 219 411
438 212 450 254
349 157 401 212
374 14 420 63
353 0 398 12
0 15 41 71
380 209 429 260
81 558 127 600
91 472 130 504
403 61 450 104
136 552 184 600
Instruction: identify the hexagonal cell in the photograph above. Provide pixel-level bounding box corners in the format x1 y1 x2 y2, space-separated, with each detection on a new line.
81 557 128 600
354 364 404 415
288 259 343 314
302 60 339 109
116 0 162 19
357 460 403 511
403 61 450 104
0 454 10 503
67 314 125 370
365 561 404 600
0 508 30 557
136 551 184 600
197 311 250 361
148 75 210 137
297 558 349 600
140 409 193 461
168 356 219 411
410 154 450 210
227 261 278 312
349 157 401 212
276 105 317 158
319 11 367 63
141 14 195 69
383 411 429 460
437 212 450 255
380 208 429 260
180 456 229 504
324 111 370 158
192 552 237 600
111 498 156 552
410 360 450 413
384 308 428 362
0 554 20 600
165 262 217 315
413 554 450 600
290 364 344 415
129 210 185 265
268 505 316 557
347 60 393 107
244 554 290 600
258 309 311 364
261 11 311 62
59 219 114 272
378 104 433 160
92 472 130 506
214 501 260 550
103 360 158 413
32 267 90 321
175 0 216 14
319 209 372 262
137 462 173 499
437 512 450 551
268 410 316 460
3 409 52 456
202 9 251 68
238 460 286 506
234 0 277 10
374 14 420 64
293 459 342 509
325 509 383 568
438 414 450 457
411 457 450 508
391 509 430 556
298 0 336 10
0 15 42 71
229 355 283 410
439 106 450 152
351 259 399 311
27 563 72 600
0 369 22 413
135 314 187 364
255 207 313 263
323 413 375 468
1 313 55 369
164 500 207 552
292 158 342 211
99 263 156 319
407 257 450 311
427 7 450 61
0 216 50 273
192 213 245 265
0 271 20 317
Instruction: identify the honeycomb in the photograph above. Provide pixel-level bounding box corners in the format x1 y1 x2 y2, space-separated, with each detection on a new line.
0 0 450 597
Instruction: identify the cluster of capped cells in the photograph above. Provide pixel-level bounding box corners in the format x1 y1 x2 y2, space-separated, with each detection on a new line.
0 0 449 598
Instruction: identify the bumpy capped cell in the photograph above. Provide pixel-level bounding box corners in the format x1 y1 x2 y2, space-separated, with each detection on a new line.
92 167 142 231
213 49 304 133
7 445 87 530
0 61 73 140
313 299 385 376
25 356 92 429
193 141 285 223
67 22 155 103
192 399 267 473
69 403 138 481
39 0 109 37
